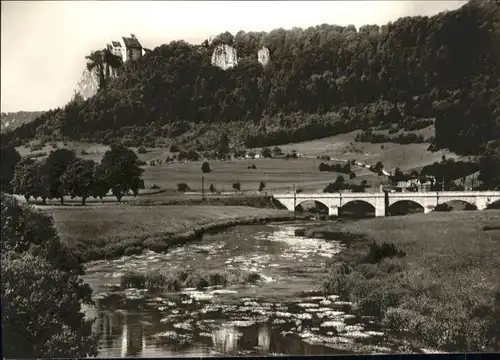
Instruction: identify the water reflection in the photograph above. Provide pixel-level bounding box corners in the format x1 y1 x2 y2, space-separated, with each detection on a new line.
83 223 393 357
212 327 241 354
258 326 270 352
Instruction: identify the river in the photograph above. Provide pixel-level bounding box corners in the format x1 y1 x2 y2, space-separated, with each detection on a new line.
82 221 403 357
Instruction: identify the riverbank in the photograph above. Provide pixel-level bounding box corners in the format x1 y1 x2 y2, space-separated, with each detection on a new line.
44 205 304 262
306 210 500 352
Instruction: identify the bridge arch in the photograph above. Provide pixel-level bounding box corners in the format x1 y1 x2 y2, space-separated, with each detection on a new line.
439 199 477 211
295 199 330 214
388 200 425 216
339 200 376 218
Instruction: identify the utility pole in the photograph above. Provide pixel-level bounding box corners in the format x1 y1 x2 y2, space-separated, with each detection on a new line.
202 176 205 200
442 176 445 192
293 184 296 218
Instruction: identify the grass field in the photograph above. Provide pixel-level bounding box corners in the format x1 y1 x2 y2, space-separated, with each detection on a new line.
16 128 466 197
43 205 294 261
275 129 461 171
314 210 500 351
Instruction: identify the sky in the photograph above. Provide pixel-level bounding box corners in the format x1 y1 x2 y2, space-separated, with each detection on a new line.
1 1 467 113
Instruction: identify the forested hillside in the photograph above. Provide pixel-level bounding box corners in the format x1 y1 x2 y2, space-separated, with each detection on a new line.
2 0 499 156
1 111 45 132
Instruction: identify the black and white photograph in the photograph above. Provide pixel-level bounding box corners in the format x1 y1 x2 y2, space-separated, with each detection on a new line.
1 0 500 358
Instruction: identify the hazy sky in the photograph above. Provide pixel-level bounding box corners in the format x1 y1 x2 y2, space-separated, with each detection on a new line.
1 1 466 112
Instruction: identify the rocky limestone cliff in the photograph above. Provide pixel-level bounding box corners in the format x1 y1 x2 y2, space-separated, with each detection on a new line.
211 44 238 70
257 47 270 66
75 68 99 101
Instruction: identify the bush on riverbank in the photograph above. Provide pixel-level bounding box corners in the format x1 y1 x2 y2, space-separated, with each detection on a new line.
120 269 261 292
320 211 500 352
1 193 98 358
323 241 408 315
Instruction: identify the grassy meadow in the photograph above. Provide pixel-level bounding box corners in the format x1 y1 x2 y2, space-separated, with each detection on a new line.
16 128 463 198
314 210 500 351
44 205 295 261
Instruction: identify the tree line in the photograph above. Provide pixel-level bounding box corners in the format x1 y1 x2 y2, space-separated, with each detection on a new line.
1 192 99 357
7 144 144 205
1 0 498 157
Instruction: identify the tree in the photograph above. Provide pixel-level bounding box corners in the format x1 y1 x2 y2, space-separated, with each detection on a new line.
258 181 266 192
45 149 77 205
261 147 272 158
233 181 241 191
478 141 500 189
131 177 145 196
1 193 98 358
91 164 110 201
272 146 283 156
323 175 347 193
201 161 211 173
100 144 145 202
84 48 121 91
209 184 216 193
11 159 50 204
218 133 230 156
62 158 96 205
0 145 21 193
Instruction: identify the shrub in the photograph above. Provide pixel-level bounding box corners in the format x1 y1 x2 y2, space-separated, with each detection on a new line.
464 203 478 211
209 184 215 193
383 307 422 333
178 149 200 161
232 181 241 191
170 144 180 152
120 272 147 289
201 161 211 173
435 203 452 212
177 183 190 192
137 146 148 154
272 146 283 156
261 147 272 158
252 164 257 169
486 200 500 209
363 242 406 264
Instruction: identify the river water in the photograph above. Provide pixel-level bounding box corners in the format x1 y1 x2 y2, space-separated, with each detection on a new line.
82 222 402 357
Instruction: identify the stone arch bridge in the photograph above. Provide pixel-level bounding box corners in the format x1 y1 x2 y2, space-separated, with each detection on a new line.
272 191 500 217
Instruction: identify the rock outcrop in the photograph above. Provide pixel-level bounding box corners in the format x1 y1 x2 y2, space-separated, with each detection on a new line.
211 44 238 70
75 69 99 101
257 47 270 66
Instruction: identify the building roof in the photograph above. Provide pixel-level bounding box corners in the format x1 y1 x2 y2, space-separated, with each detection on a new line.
122 36 142 49
111 41 121 47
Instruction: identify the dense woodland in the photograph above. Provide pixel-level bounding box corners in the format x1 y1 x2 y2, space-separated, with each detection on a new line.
1 1 499 158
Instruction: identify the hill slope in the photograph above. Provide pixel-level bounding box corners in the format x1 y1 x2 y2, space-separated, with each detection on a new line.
2 0 499 157
1 111 45 132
